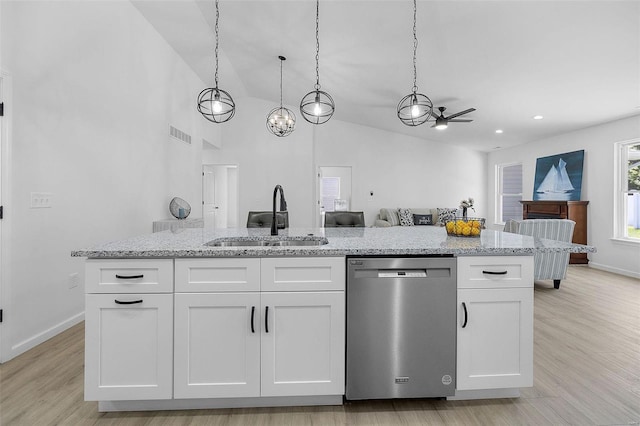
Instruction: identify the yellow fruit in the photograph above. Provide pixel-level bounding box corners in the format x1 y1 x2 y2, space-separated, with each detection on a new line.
471 227 481 236
446 222 455 232
462 226 471 236
471 220 481 228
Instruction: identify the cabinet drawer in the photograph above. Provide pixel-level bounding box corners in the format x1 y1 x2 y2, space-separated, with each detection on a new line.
261 257 345 291
457 256 533 289
175 258 260 292
85 259 173 294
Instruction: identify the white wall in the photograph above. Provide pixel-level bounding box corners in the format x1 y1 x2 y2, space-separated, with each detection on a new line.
203 97 488 227
0 1 215 360
487 115 640 278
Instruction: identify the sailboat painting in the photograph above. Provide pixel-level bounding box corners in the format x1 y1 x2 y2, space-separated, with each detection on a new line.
533 150 584 201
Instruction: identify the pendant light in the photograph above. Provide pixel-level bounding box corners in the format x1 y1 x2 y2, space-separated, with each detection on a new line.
397 0 432 126
267 56 296 137
197 0 235 123
300 0 335 125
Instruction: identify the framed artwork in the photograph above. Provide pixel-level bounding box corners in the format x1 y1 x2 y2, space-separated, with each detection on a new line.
533 150 584 201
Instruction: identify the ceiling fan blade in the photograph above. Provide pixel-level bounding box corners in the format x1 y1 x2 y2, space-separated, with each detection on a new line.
448 119 473 123
446 108 476 120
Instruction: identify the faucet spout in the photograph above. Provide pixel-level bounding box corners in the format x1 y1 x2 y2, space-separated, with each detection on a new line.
271 185 288 236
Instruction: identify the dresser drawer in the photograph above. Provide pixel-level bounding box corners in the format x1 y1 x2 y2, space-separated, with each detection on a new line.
457 256 533 289
85 259 174 294
175 258 260 292
261 257 345 292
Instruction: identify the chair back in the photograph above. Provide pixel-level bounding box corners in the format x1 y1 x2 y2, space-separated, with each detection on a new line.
246 211 289 229
324 211 365 227
517 219 575 243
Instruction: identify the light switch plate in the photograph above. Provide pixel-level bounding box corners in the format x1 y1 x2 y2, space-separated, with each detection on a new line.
30 192 53 208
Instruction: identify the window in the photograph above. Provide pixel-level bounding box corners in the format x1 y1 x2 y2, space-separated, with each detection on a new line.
614 139 640 241
496 163 523 224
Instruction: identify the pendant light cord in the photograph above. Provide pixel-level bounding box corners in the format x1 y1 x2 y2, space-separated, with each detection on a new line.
315 0 321 90
279 58 283 108
412 0 418 93
214 0 220 89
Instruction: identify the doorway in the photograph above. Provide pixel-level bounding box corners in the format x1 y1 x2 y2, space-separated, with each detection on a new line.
317 166 352 227
202 164 239 229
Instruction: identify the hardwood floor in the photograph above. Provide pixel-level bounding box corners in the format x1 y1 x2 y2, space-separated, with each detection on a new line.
1 266 638 425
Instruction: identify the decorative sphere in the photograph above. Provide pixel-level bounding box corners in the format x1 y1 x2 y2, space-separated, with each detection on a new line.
300 89 335 124
197 87 235 123
266 107 296 137
397 92 433 126
169 197 191 219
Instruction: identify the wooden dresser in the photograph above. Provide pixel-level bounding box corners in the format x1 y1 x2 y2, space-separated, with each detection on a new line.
520 201 589 264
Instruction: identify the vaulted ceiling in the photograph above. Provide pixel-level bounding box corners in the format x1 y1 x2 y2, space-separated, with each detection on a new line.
133 0 640 152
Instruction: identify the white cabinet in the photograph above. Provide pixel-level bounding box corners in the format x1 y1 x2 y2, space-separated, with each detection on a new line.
456 256 534 391
173 257 345 400
84 259 174 401
84 294 174 401
261 291 345 396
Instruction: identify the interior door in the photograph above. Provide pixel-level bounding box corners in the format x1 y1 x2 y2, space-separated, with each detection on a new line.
202 165 218 228
317 166 352 227
202 164 239 229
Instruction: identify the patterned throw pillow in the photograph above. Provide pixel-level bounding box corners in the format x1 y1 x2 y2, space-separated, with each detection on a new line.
380 208 400 226
413 214 433 225
398 208 415 226
436 208 458 226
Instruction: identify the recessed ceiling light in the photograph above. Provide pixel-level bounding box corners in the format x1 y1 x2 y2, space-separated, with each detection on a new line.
533 115 544 120
495 129 503 134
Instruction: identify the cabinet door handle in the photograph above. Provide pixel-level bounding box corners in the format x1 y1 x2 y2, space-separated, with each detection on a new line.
250 306 256 333
115 274 144 279
114 299 143 305
482 270 508 275
265 306 269 333
462 302 468 328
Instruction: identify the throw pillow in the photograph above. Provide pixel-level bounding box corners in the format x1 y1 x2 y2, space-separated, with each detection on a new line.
398 208 414 226
436 207 457 226
380 208 400 226
413 213 433 225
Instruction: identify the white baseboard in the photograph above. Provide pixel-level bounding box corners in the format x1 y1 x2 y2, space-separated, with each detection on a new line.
8 311 85 361
588 263 640 279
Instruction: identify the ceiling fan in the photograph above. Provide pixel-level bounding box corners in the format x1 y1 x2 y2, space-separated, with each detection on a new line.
430 107 476 130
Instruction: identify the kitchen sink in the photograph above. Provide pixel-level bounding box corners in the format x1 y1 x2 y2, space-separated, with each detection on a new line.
206 236 329 247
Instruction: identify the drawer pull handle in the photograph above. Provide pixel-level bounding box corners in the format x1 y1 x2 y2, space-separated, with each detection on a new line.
462 302 468 328
265 306 269 333
482 270 508 275
115 274 144 280
251 306 256 333
114 299 143 305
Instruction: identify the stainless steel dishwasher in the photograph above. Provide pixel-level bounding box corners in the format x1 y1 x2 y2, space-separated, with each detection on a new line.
346 256 457 400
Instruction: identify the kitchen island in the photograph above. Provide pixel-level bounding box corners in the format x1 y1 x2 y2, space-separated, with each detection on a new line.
72 226 595 412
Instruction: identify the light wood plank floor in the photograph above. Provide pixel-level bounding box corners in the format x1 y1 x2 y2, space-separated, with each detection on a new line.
1 266 638 425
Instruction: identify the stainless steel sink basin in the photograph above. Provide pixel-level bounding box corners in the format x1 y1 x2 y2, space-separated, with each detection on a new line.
206 236 329 247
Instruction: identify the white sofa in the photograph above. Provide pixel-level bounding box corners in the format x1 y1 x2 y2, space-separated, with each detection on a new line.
374 208 446 227
504 219 576 289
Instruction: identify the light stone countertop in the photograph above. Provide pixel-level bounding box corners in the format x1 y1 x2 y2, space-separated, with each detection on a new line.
71 226 597 258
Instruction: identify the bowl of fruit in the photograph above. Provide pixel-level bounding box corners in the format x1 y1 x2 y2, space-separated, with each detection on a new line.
445 217 484 237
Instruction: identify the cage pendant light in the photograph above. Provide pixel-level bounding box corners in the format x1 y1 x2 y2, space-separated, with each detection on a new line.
397 0 432 126
197 0 235 123
267 56 296 137
300 0 335 125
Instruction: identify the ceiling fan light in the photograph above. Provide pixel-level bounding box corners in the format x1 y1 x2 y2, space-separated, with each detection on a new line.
435 122 448 130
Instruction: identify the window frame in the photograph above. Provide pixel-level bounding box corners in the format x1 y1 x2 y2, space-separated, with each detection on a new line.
495 162 523 226
613 138 640 244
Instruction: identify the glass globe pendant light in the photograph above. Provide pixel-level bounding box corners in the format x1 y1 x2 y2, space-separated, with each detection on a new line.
267 56 296 137
197 0 235 123
397 0 432 126
300 0 335 125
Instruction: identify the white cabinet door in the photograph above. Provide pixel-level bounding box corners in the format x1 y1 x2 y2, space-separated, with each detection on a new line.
457 288 533 390
174 293 261 399
260 291 345 397
84 294 173 401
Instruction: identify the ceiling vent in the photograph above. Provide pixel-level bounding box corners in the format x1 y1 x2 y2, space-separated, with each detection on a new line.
169 125 191 144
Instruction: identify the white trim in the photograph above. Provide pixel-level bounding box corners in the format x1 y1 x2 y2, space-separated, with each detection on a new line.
589 262 640 280
9 312 84 360
98 395 343 412
610 237 640 246
0 69 12 363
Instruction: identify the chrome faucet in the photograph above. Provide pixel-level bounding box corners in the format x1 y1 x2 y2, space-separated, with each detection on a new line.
271 185 288 236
